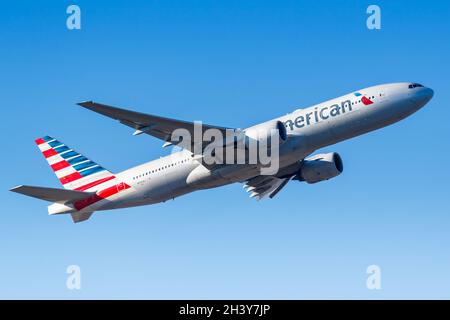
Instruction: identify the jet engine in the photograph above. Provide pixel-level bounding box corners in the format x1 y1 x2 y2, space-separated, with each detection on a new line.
296 152 343 184
243 120 287 149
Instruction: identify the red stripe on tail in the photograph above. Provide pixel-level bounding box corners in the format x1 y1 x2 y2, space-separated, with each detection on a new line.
59 172 83 184
74 176 116 191
51 160 70 172
43 149 58 158
35 138 46 145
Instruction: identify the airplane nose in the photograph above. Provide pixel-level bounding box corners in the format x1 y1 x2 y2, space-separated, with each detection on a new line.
422 87 434 104
411 87 434 106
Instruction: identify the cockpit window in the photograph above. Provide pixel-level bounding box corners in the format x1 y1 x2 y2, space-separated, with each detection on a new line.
408 83 424 89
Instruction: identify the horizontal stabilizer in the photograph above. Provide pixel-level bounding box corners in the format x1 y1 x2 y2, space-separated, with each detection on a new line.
10 185 93 203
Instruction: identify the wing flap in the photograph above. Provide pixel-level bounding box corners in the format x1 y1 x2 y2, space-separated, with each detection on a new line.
243 176 291 200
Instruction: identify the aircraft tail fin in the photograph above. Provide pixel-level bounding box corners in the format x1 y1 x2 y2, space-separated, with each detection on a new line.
34 135 116 191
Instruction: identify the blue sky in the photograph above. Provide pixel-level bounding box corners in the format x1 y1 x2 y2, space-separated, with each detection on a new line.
1 0 449 299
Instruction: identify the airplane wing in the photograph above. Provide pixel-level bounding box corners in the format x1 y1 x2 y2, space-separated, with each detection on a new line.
78 101 236 154
243 176 291 200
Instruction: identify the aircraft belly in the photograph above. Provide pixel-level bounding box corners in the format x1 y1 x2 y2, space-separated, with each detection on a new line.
143 164 196 202
139 174 171 202
328 109 367 144
328 100 398 144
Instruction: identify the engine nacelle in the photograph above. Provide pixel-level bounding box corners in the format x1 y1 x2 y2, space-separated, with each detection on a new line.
243 120 287 149
297 152 343 184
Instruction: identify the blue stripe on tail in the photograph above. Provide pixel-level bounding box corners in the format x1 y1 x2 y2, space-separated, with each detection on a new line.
80 166 105 177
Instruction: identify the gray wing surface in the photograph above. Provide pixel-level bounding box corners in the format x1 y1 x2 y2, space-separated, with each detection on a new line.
78 101 236 154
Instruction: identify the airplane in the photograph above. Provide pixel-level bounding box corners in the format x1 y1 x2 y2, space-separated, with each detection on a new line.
10 82 433 223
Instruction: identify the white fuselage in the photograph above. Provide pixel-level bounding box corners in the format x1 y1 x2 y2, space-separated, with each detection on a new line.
78 82 433 213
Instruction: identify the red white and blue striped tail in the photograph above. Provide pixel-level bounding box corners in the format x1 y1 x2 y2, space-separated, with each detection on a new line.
35 135 116 191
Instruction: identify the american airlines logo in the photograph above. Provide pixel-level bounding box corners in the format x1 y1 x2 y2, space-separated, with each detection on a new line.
284 93 373 131
355 92 374 105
